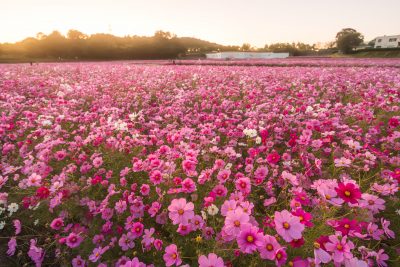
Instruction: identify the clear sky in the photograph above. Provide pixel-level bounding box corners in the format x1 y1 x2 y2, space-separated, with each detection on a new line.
0 0 399 47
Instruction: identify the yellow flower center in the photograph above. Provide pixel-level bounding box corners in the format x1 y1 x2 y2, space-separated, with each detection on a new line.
344 191 351 197
325 194 331 200
266 244 273 251
178 209 184 215
336 244 343 250
172 253 177 259
246 235 254 243
314 242 321 249
234 220 240 227
283 222 290 229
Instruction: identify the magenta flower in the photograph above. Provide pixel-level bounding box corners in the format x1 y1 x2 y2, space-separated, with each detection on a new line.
335 182 361 204
13 219 21 235
235 177 251 195
217 169 231 183
7 237 17 256
274 210 305 242
130 222 144 238
50 218 64 230
163 244 182 266
118 232 135 251
274 248 287 266
28 239 44 267
149 170 163 185
375 249 389 267
89 246 105 262
66 232 83 248
72 255 86 267
237 224 264 254
291 208 313 227
198 253 224 267
266 152 280 164
168 198 194 225
332 218 361 236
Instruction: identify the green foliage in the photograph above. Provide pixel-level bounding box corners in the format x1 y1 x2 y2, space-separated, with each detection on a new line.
336 28 364 54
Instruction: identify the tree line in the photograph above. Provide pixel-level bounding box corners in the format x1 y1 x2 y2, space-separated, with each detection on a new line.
0 28 366 61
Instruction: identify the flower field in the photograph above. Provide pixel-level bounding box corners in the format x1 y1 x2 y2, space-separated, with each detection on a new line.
0 61 399 266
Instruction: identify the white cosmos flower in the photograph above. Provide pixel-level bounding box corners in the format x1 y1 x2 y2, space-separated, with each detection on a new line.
7 203 19 213
207 204 219 216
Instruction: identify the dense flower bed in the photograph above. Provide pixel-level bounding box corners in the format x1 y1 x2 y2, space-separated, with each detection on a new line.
0 62 399 266
172 58 400 67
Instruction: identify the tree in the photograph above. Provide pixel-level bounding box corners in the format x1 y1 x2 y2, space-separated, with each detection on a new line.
240 43 252 51
335 28 364 54
67 30 87 40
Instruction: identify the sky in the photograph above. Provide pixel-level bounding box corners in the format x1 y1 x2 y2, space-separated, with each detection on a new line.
0 0 399 47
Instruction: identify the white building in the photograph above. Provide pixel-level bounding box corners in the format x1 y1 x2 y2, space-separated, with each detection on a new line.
374 35 400 48
205 52 289 59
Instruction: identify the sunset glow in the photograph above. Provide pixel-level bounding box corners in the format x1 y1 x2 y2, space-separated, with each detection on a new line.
1 0 399 46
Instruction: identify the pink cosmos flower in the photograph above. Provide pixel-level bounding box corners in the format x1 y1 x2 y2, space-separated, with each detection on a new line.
274 248 287 266
148 201 161 217
235 177 251 195
7 237 17 256
221 199 237 216
163 244 182 266
314 242 331 265
182 158 197 176
118 232 135 251
120 257 146 267
50 217 64 230
334 157 352 167
141 228 155 247
92 157 103 168
291 208 313 227
359 193 385 213
130 222 144 238
168 198 194 225
217 169 231 183
28 239 44 267
258 234 281 260
198 253 224 267
325 235 354 264
344 257 368 267
237 224 264 254
89 246 106 262
177 223 192 235
381 219 395 239
154 239 163 251
13 219 21 235
66 232 83 248
375 249 389 267
72 255 86 267
149 170 163 185
181 178 196 193
224 209 250 236
274 210 305 242
27 173 42 187
191 215 205 230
